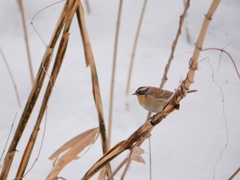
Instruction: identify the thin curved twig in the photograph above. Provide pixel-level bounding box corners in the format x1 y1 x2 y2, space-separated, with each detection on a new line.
201 47 240 78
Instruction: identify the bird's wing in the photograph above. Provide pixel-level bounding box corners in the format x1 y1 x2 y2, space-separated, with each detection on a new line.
148 87 173 99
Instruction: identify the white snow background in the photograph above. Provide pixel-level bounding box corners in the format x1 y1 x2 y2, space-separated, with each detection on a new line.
0 0 240 180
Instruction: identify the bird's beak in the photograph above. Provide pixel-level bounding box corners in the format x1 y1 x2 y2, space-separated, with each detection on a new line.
132 92 137 95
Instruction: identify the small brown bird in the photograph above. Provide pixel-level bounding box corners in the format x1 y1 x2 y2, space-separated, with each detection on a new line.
133 86 196 113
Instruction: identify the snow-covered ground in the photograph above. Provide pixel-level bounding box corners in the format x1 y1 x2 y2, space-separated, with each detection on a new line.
0 0 240 179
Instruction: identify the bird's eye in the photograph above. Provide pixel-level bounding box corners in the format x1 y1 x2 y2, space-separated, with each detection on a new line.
136 87 148 95
138 91 146 95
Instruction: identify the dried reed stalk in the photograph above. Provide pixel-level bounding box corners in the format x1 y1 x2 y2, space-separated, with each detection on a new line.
0 47 21 108
126 0 148 96
75 1 112 177
108 0 124 149
228 167 240 180
17 0 34 85
81 0 221 179
183 0 191 43
15 0 79 179
0 1 72 179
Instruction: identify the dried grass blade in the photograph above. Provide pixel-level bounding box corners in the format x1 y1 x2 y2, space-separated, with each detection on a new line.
46 128 99 180
49 128 99 161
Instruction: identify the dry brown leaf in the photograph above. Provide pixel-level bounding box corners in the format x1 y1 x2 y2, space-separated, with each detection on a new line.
130 146 145 164
46 127 99 180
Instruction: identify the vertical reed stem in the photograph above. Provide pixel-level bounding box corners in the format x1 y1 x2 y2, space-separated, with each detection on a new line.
126 0 148 96
108 0 124 148
17 0 34 86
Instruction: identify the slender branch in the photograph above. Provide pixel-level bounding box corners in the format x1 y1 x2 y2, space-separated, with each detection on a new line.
201 48 240 78
108 0 124 148
0 113 18 163
0 47 21 108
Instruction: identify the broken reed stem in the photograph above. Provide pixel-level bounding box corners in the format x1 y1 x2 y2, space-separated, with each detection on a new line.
0 47 21 108
125 0 148 96
81 1 221 179
108 0 124 148
0 1 71 179
15 0 79 179
76 2 112 178
17 0 34 86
